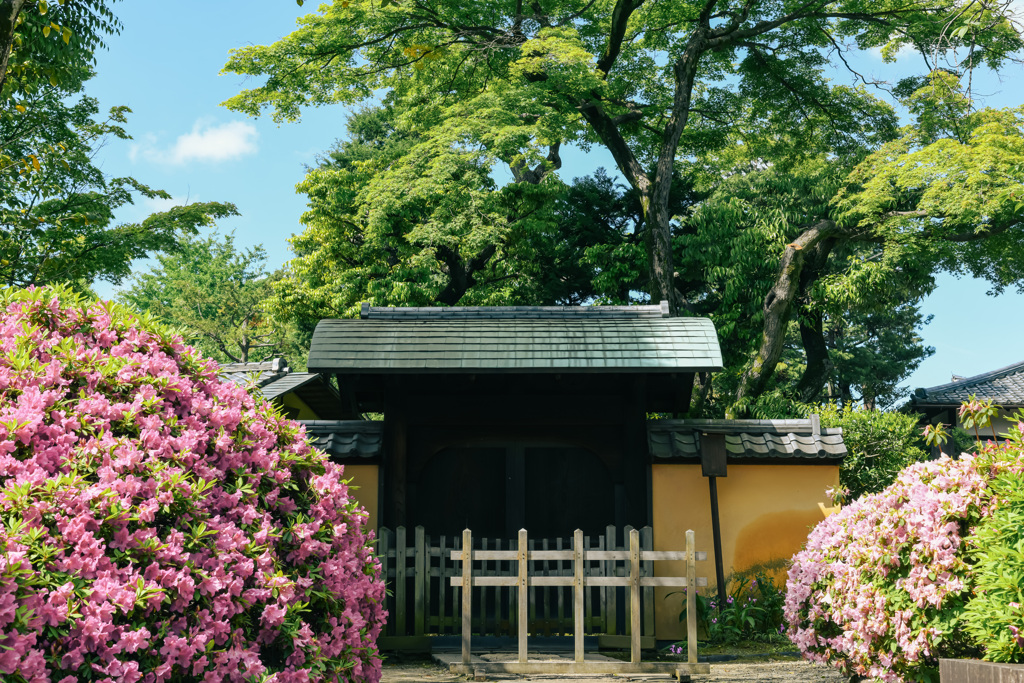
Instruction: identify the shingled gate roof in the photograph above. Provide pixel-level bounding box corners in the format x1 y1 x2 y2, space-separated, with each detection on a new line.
648 418 847 462
308 302 723 374
911 360 1024 406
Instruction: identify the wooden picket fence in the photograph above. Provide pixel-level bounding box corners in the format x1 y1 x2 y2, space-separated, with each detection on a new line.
377 525 701 642
447 528 709 677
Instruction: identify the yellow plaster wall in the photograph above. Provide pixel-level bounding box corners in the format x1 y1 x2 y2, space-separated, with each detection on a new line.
343 464 379 532
279 393 319 420
652 463 838 639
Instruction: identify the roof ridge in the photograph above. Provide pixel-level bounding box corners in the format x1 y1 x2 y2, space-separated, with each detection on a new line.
916 359 1024 397
360 301 671 319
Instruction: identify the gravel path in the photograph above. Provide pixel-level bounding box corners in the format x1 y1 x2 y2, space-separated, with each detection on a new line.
381 655 848 683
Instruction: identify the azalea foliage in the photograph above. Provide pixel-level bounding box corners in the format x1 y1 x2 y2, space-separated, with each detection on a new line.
785 435 1024 681
0 285 386 682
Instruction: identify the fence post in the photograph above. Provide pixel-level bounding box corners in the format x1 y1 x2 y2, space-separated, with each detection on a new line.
378 527 392 636
573 528 584 663
629 528 641 664
517 529 528 662
687 529 697 665
396 526 407 636
461 529 473 666
641 526 654 637
414 526 426 636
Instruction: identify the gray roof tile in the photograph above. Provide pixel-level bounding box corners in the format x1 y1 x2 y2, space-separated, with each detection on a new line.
912 360 1024 406
648 418 847 461
301 420 383 460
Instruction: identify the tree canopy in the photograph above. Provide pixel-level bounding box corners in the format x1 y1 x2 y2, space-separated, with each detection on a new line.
225 0 1023 314
0 0 241 294
224 0 1024 414
121 231 308 366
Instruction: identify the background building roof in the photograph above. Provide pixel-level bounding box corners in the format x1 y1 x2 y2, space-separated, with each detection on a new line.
219 359 346 419
648 418 847 462
309 303 723 374
911 360 1024 406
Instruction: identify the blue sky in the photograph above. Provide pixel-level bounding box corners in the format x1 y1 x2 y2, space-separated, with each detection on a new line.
86 1 1024 395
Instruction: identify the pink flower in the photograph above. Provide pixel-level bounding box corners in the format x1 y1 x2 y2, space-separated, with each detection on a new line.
0 286 386 683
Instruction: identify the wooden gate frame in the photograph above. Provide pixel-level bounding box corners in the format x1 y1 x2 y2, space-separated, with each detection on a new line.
449 527 710 677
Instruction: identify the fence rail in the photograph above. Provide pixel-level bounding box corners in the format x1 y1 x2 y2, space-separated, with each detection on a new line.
377 525 707 642
448 527 709 678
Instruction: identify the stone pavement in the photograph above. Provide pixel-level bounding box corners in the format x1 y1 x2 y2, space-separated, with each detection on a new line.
381 652 847 683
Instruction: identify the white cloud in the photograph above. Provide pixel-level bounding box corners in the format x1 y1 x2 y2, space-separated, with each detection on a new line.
130 119 258 165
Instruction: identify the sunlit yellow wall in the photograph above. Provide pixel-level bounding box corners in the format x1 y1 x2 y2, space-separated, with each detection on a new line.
652 463 838 639
280 393 319 420
343 464 379 532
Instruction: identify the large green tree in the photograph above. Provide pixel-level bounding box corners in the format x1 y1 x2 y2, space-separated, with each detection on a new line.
225 0 1022 316
267 105 698 323
228 0 1024 414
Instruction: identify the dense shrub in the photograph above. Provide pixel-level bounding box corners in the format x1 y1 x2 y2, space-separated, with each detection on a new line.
962 427 1024 662
0 285 386 682
816 403 929 503
785 442 1024 682
676 570 788 647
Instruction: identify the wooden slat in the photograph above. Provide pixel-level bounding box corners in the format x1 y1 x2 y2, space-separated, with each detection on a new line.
451 534 460 633
461 529 472 666
449 550 575 560
448 575 700 588
378 527 393 636
507 536 516 637
573 529 584 662
642 551 708 561
414 526 426 636
396 526 407 636
641 526 654 639
438 534 447 633
686 529 697 666
480 537 489 636
598 531 608 635
604 526 616 636
556 537 566 634
518 529 528 663
542 537 551 636
624 525 634 639
629 528 640 664
528 538 536 631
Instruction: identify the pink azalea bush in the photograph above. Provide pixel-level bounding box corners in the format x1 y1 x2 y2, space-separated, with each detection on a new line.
0 285 386 683
785 443 1024 682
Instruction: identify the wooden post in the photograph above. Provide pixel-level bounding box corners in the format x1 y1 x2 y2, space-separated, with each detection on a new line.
414 526 426 636
518 528 528 663
686 530 697 665
378 527 393 636
708 477 727 612
641 526 654 638
573 529 584 663
629 528 641 664
604 526 616 635
396 526 407 636
462 529 472 666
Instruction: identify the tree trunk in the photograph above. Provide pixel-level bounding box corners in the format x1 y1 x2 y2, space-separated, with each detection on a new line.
794 237 836 403
0 0 28 98
796 312 833 403
731 219 836 415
